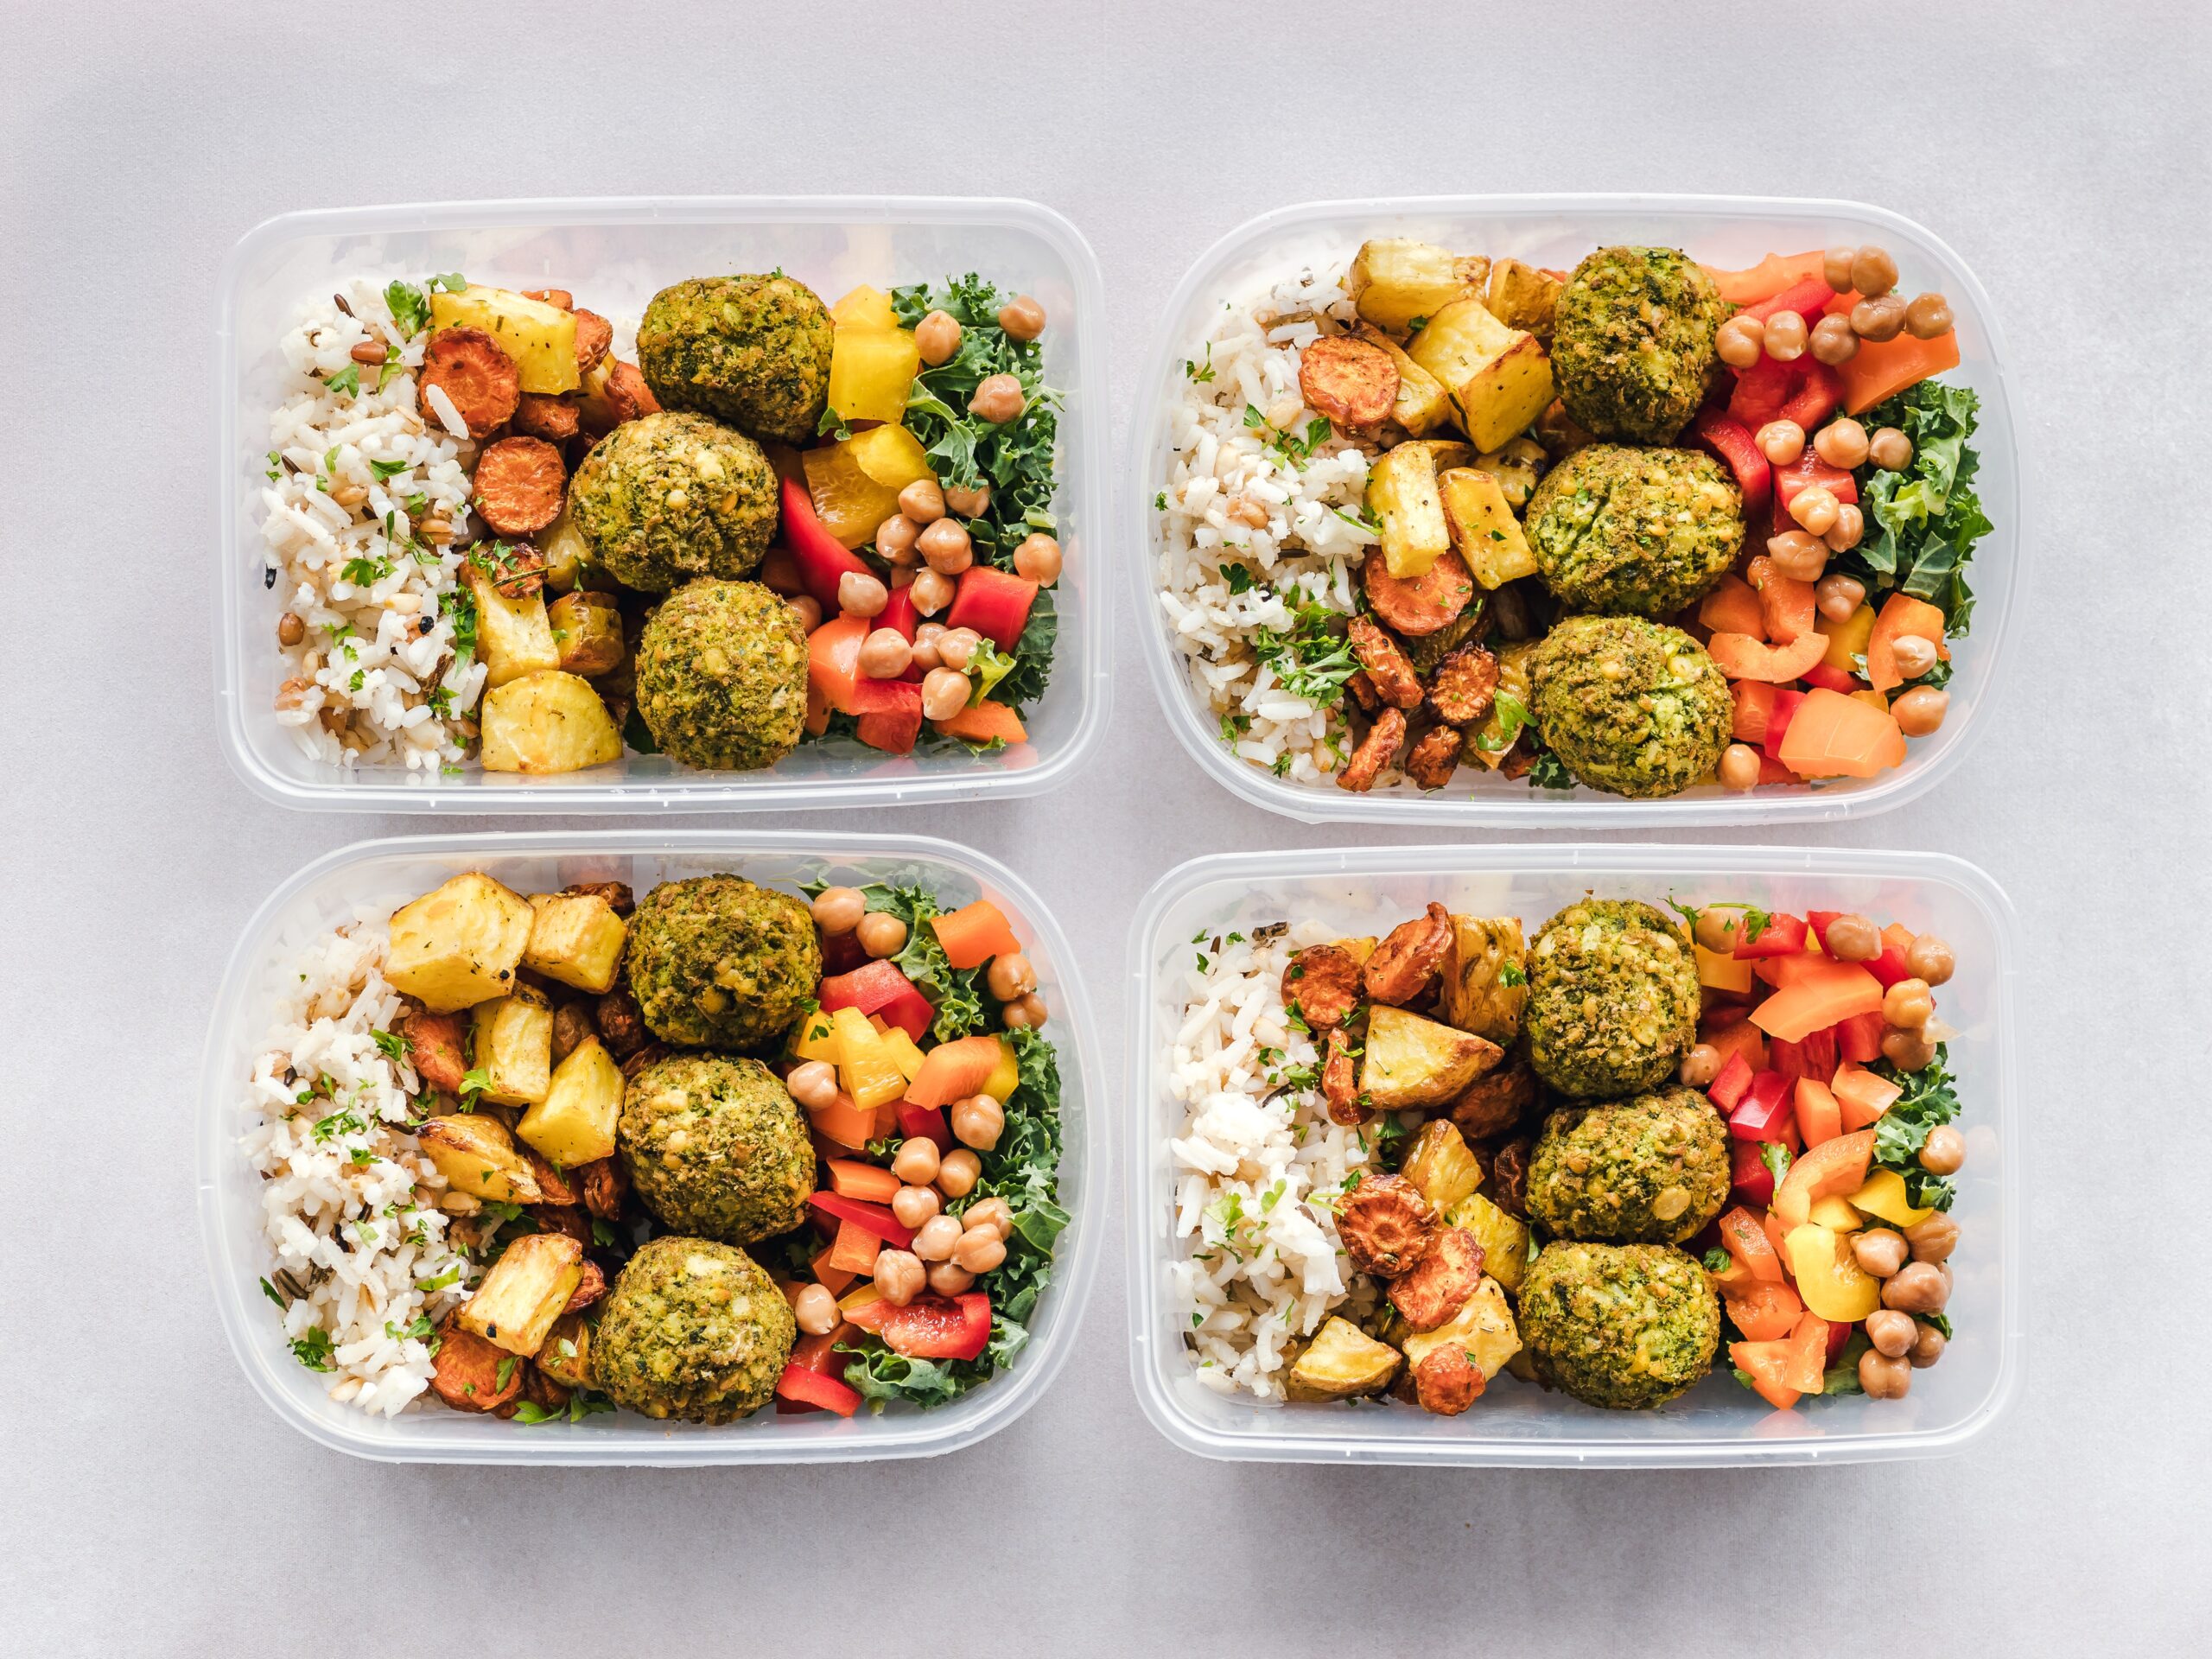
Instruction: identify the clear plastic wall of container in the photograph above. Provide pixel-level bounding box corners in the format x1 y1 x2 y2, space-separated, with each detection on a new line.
1129 196 2018 826
219 199 1108 811
1128 845 2020 1466
202 831 1103 1464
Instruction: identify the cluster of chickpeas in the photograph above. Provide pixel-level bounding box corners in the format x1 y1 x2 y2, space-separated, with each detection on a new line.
1852 1204 1958 1399
807 883 912 963
1714 244 1953 375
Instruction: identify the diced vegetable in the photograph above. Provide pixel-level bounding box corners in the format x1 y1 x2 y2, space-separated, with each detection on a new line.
385 873 534 1013
468 987 554 1107
1725 1279 1805 1342
1400 1120 1483 1213
1728 1136 1776 1206
465 568 562 690
823 1217 881 1276
1363 440 1452 580
1848 1166 1933 1228
1437 467 1538 588
1700 573 1766 639
804 425 935 550
1727 1070 1795 1142
1405 297 1554 450
943 566 1039 649
1696 942 1753 994
416 1111 543 1204
457 1233 583 1357
934 698 1027 746
1793 1077 1842 1147
1708 1052 1754 1111
480 671 621 775
1839 321 1961 414
1732 911 1809 960
780 475 877 607
1718 1205 1785 1284
1691 407 1771 507
826 1159 903 1203
808 1092 876 1151
1750 957 1884 1042
1777 687 1908 779
775 1361 861 1417
830 1007 907 1109
1747 556 1816 645
1353 324 1453 435
929 902 1022 971
1760 688 1805 760
807 1191 914 1250
522 891 626 995
1707 630 1830 683
1347 239 1487 333
1780 362 1843 430
905 1031 1007 1108
828 326 921 426
843 1291 992 1361
1865 593 1950 694
518 1036 622 1166
1772 1128 1877 1229
855 683 925 755
1361 1005 1502 1109
1831 1063 1904 1130
896 1101 955 1151
1783 1226 1881 1321
1703 250 1827 305
428 284 579 395
1705 1016 1767 1076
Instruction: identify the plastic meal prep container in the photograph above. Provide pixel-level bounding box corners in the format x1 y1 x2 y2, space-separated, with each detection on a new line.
1127 843 2021 1467
200 830 1104 1465
217 196 1109 813
1128 194 2019 826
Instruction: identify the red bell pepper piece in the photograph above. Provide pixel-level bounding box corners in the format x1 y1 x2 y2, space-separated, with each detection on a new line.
1727 356 1797 429
1760 688 1807 761
774 1361 861 1418
1780 361 1844 430
1834 1010 1886 1063
1728 1070 1796 1141
1757 752 1796 785
1798 1025 1839 1081
1823 1319 1854 1364
820 959 927 1019
806 1192 915 1250
875 988 933 1043
855 683 925 755
1773 451 1859 512
780 475 876 611
1732 910 1809 960
843 1291 992 1362
1707 1051 1754 1111
896 1101 955 1151
1691 407 1770 507
1805 910 1844 949
878 585 918 641
1768 1036 1810 1082
789 1328 852 1376
1729 1136 1777 1207
820 928 869 976
1741 276 1838 329
1865 938 1915 988
943 565 1039 648
1801 661 1859 695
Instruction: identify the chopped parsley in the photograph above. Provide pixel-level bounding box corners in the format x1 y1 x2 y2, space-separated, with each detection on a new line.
324 363 361 397
289 1327 335 1372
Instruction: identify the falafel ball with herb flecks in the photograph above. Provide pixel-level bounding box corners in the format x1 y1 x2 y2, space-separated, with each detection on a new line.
1529 615 1733 799
637 274 834 445
567 410 780 591
1518 1241 1719 1410
593 1236 796 1423
1526 1087 1732 1244
618 1052 814 1244
625 873 822 1050
1523 443 1744 620
633 580 808 772
1523 897 1701 1098
1550 245 1727 443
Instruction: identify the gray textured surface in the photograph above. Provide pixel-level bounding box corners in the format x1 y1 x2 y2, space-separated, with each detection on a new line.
1 1 2205 1650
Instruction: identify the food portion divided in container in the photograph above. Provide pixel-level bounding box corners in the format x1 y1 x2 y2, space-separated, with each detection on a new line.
1127 844 2019 1466
1130 196 2018 825
219 198 1108 812
200 830 1103 1465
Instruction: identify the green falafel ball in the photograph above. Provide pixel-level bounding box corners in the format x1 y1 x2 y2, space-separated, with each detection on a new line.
1524 443 1743 619
1529 615 1732 799
593 1236 796 1423
618 1052 815 1243
1523 897 1701 1097
638 274 834 445
1526 1086 1731 1243
626 874 822 1050
568 410 780 592
1551 246 1726 443
1518 1241 1719 1410
634 580 808 772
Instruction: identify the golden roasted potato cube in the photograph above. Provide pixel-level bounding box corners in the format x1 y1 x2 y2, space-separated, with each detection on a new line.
1445 1192 1530 1292
1410 440 1478 475
1472 436 1546 510
1484 258 1563 342
1399 1276 1520 1380
1440 915 1529 1044
417 1111 544 1204
464 567 561 690
429 284 580 395
1470 640 1541 772
1348 240 1489 334
1359 1005 1503 1110
1439 468 1540 592
1406 297 1554 452
518 1036 622 1166
524 892 627 994
537 505 594 594
385 872 535 1012
458 1233 583 1357
537 1311 595 1389
1363 442 1451 580
1402 1120 1484 1213
1353 325 1452 436
480 671 622 775
546 591 625 679
469 985 554 1107
1284 1315 1402 1402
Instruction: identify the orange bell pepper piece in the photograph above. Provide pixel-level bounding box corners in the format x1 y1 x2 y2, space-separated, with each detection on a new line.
1719 1205 1784 1284
1725 1279 1805 1342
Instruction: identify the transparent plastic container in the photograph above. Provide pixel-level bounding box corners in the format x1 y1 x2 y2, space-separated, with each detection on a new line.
1128 195 2019 826
200 830 1103 1465
1127 843 2020 1466
218 197 1108 812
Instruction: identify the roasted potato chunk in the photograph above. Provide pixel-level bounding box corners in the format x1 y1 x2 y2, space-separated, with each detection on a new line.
537 1311 595 1389
457 1232 584 1357
1401 1274 1521 1380
1444 1193 1530 1293
1281 944 1363 1031
1406 297 1555 452
1348 239 1489 334
1363 441 1451 581
480 671 622 775
523 891 627 995
464 565 560 690
547 590 625 678
1388 1226 1485 1332
428 283 581 396
1353 325 1453 436
1440 915 1530 1045
517 1035 623 1167
1484 258 1564 343
1362 1006 1503 1110
468 984 553 1107
1473 436 1546 509
537 505 603 595
1337 1173 1436 1277
1438 467 1540 590
1401 1119 1484 1213
1285 1315 1402 1401
417 1111 543 1204
385 872 534 1013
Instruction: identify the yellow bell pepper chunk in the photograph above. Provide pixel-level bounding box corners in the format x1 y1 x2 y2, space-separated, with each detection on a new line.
1847 1166 1934 1228
830 1006 906 1110
830 284 899 331
828 327 922 425
802 425 936 549
1821 603 1878 673
1808 1194 1863 1231
1783 1223 1883 1320
789 1007 841 1064
1695 944 1753 993
981 1035 1020 1104
880 1026 928 1085
838 1282 884 1314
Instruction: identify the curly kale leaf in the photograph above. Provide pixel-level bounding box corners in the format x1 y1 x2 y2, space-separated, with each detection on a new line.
1840 381 1992 635
854 882 986 1040
1869 1046 1961 1211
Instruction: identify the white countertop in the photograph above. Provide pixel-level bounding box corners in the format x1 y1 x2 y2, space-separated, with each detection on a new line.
1 1 2202 1649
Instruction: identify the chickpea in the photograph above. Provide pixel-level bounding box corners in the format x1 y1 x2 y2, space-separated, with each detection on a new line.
1859 1349 1912 1400
793 1283 839 1336
890 1136 941 1185
1755 419 1806 466
890 1184 941 1230
856 911 908 959
1882 978 1935 1031
1694 909 1744 954
1890 634 1939 681
810 885 866 936
918 517 975 575
1013 533 1063 585
1815 572 1866 624
277 612 307 647
1866 1308 1916 1357
897 478 946 525
838 569 888 619
857 626 913 680
1789 485 1840 537
877 513 921 565
963 1196 1014 1240
1854 1230 1910 1280
785 1058 840 1111
921 666 971 722
943 482 991 518
914 308 963 366
1882 1025 1938 1071
1891 686 1950 738
1715 743 1761 792
1851 295 1907 341
935 627 981 671
1011 992 1048 1029
1808 312 1860 365
1848 245 1899 299
1905 1212 1960 1264
1765 529 1828 582
1904 292 1953 339
928 1262 976 1297
1763 309 1808 362
873 1249 926 1306
1866 427 1913 472
951 1226 1007 1274
1812 416 1870 471
1824 503 1865 553
912 1214 964 1262
936 1148 982 1200
1714 314 1766 368
1822 246 1859 291
1908 933 1955 986
1880 1262 1948 1315
1821 914 1881 962
787 594 823 633
985 950 1038 1001
996 294 1046 340
1910 1321 1948 1368
1679 1043 1723 1087
910 568 957 618
1917 1125 1966 1179
950 1092 1006 1152
969 373 1026 424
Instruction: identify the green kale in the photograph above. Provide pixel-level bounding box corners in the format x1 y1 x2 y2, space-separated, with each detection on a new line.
853 882 985 1040
1841 381 1992 634
1249 596 1358 707
1525 745 1577 791
1869 1046 1961 1211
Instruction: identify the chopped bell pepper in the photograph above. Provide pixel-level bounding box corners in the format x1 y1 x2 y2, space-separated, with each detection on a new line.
1727 1070 1795 1141
943 565 1039 648
830 1006 908 1110
1691 406 1770 507
1732 910 1809 960
1707 1051 1755 1111
807 1191 916 1250
843 1291 992 1361
781 474 877 603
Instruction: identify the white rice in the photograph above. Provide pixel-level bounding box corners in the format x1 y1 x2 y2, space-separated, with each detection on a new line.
240 911 476 1415
1155 267 1383 785
258 279 486 772
1165 919 1394 1401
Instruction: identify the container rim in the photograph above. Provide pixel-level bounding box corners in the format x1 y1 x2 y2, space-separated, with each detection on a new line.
1124 192 2023 827
215 194 1111 813
1122 842 2024 1467
200 827 1107 1464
